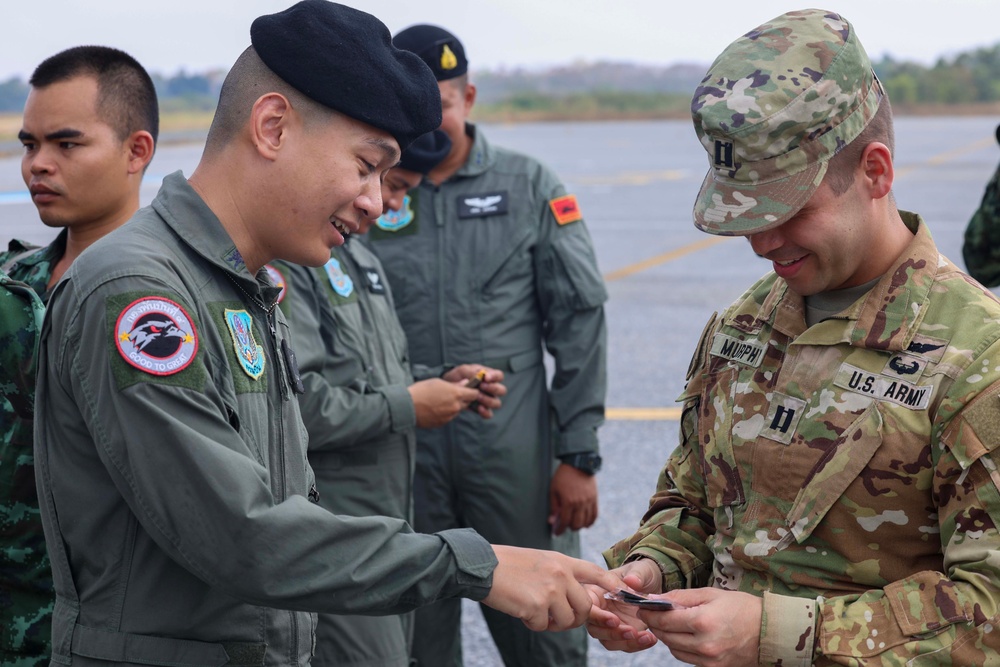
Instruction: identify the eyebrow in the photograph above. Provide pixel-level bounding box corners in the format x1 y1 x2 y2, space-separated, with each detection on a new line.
366 137 400 165
17 128 84 142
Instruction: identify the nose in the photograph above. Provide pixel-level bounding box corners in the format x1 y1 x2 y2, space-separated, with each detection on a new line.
357 180 384 222
25 144 55 176
383 188 405 214
747 226 783 258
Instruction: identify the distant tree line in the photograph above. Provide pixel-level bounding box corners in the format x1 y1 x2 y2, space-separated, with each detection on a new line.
1 42 999 116
0 69 226 113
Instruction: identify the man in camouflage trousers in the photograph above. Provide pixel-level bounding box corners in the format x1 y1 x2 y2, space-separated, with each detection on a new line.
0 46 157 666
586 9 1000 666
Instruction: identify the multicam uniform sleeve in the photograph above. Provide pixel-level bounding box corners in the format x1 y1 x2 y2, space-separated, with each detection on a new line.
795 372 1000 666
534 170 609 458
603 314 718 590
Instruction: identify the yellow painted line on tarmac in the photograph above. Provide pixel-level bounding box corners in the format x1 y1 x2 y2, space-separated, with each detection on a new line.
894 136 994 179
607 407 682 421
604 235 729 282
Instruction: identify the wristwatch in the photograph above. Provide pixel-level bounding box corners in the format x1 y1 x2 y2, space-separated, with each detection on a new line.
560 452 603 475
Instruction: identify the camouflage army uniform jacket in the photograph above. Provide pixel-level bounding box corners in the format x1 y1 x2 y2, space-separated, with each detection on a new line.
0 232 64 666
606 213 1000 665
34 172 497 667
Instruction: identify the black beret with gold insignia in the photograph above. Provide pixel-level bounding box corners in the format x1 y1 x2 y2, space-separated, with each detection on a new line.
392 24 467 81
251 0 441 148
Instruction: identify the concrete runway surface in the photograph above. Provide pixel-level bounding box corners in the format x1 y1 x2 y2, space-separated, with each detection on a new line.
3 115 998 666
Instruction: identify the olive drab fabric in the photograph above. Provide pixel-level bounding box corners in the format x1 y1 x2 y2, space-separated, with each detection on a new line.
273 238 418 667
606 214 1000 665
0 234 64 667
367 125 607 667
33 171 497 667
962 125 1000 287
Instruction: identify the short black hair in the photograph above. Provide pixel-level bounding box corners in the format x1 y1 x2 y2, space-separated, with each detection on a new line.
30 45 159 147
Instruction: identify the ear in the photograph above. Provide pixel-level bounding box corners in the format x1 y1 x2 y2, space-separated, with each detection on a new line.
463 82 477 115
249 92 292 161
859 142 893 200
126 131 155 175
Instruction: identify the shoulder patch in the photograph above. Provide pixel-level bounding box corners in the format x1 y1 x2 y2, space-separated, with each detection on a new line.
263 264 287 304
224 309 265 380
375 194 415 232
114 296 198 376
549 194 583 226
324 258 354 298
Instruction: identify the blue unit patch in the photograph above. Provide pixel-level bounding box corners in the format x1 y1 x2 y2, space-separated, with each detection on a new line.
324 257 354 297
224 308 265 380
375 195 414 232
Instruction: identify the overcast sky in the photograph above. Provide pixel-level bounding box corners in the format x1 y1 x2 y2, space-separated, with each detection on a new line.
3 0 998 81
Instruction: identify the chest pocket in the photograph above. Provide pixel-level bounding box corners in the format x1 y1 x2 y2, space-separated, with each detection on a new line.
206 302 268 467
783 403 884 543
692 360 747 510
479 225 534 295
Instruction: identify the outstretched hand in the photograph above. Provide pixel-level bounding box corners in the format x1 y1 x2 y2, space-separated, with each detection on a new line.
585 559 661 652
483 545 626 632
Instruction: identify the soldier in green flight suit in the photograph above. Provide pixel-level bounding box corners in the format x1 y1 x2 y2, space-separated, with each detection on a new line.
272 129 507 667
374 24 608 667
587 9 1000 666
32 4 623 666
0 45 158 666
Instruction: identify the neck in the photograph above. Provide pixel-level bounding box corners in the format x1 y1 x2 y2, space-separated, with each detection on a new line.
48 195 139 289
428 133 473 186
188 158 265 275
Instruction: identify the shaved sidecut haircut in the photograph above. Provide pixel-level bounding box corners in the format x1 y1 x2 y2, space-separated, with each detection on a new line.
30 45 159 147
824 96 895 197
204 47 335 155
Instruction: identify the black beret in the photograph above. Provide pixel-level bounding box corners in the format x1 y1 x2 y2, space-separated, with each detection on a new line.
251 0 441 149
398 130 452 174
393 24 467 81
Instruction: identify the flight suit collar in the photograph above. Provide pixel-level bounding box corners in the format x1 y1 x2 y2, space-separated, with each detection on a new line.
151 171 276 300
764 211 936 352
453 123 496 178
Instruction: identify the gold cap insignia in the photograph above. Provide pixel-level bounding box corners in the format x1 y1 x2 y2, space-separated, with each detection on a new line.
440 44 458 70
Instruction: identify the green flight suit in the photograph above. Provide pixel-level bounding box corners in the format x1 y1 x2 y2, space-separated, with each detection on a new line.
33 171 497 667
273 237 423 667
0 233 64 667
606 215 1000 665
367 124 608 667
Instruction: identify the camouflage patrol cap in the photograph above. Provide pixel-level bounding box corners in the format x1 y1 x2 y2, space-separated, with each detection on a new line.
691 9 884 236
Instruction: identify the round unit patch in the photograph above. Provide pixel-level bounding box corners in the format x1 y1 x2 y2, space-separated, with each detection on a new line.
115 296 198 376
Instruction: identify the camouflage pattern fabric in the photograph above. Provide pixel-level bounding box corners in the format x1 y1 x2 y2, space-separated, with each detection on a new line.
606 214 1000 665
963 152 1000 287
691 9 883 236
0 236 62 666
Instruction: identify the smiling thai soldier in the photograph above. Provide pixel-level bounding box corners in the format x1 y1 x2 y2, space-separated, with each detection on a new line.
271 129 507 667
374 24 608 667
31 3 625 666
585 9 1000 666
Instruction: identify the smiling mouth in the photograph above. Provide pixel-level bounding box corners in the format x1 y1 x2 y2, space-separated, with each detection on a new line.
331 219 352 236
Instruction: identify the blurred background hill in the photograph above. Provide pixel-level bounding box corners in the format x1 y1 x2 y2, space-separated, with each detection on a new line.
2 42 1000 138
